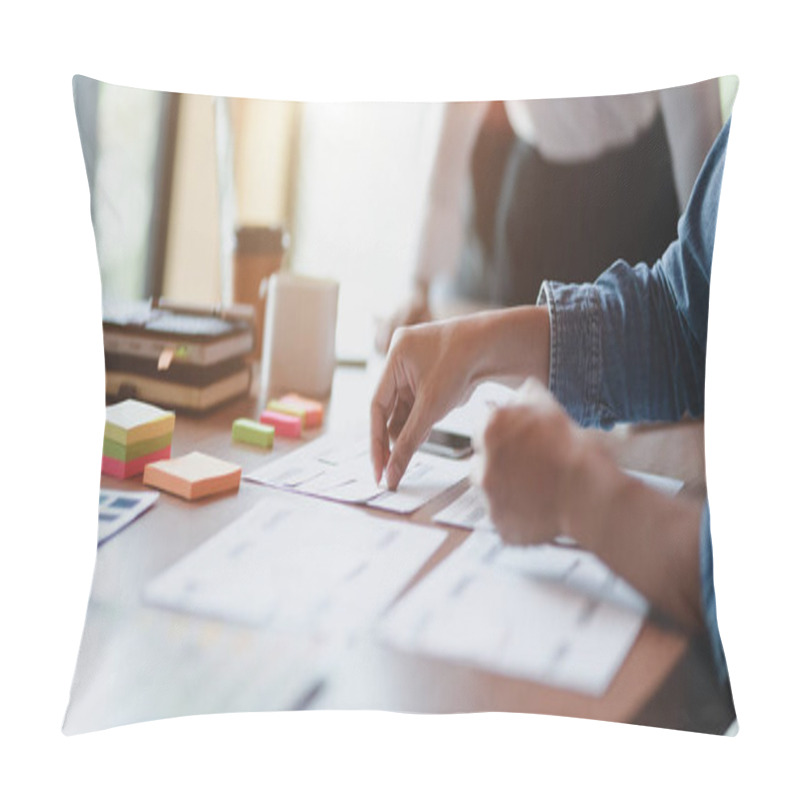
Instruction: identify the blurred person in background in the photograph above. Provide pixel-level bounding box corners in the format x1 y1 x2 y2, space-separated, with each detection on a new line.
376 80 723 353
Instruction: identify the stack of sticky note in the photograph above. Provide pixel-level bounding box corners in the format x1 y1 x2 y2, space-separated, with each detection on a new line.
143 451 242 501
260 393 324 438
102 400 176 479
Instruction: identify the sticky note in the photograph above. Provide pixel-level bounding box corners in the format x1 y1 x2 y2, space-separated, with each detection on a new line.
105 399 176 446
232 418 274 449
102 431 174 463
102 445 172 479
143 451 242 501
266 400 307 426
278 393 324 428
259 409 302 438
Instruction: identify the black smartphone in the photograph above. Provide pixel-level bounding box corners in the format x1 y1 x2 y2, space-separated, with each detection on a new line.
420 428 473 459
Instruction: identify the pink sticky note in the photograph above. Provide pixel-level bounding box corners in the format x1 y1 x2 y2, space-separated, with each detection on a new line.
101 445 172 479
278 393 324 428
259 409 303 438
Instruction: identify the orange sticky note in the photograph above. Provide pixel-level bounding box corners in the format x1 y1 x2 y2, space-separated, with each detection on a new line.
143 451 242 501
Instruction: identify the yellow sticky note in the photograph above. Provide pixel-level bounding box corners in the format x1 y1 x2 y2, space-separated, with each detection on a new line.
266 400 306 426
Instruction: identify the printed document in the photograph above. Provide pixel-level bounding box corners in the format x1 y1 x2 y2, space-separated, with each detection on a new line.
246 433 471 514
143 496 446 637
98 489 159 543
378 532 649 696
434 381 518 438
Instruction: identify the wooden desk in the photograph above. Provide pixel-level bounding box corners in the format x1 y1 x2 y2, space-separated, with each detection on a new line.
64 365 735 734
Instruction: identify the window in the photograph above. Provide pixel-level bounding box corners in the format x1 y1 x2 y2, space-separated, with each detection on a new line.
74 76 177 301
289 102 444 358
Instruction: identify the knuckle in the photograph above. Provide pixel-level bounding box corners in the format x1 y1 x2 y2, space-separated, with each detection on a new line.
494 405 513 425
390 324 416 354
485 405 523 449
388 327 406 354
484 408 506 443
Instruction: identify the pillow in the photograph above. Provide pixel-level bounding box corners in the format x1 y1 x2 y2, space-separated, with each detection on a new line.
64 75 738 735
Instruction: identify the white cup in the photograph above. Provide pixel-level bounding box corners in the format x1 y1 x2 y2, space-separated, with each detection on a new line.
260 272 339 403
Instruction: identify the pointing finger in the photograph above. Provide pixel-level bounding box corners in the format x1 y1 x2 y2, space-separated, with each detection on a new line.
370 363 399 484
385 398 431 490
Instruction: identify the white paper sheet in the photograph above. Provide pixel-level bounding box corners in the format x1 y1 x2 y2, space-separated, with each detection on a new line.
143 496 446 638
434 381 519 439
98 489 159 544
433 485 495 531
378 532 648 696
434 470 684 534
246 433 471 514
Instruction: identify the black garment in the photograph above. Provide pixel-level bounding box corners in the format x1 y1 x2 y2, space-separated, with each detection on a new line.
455 103 681 306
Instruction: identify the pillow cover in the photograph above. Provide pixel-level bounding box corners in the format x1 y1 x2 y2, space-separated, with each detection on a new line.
64 75 738 735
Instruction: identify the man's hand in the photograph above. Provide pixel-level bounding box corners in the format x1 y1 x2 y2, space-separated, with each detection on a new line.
475 379 706 633
475 379 600 546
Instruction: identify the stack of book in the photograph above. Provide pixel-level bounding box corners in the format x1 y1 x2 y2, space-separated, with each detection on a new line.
102 399 176 479
103 299 255 413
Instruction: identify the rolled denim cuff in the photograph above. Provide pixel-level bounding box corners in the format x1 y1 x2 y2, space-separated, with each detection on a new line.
537 280 603 426
700 504 728 684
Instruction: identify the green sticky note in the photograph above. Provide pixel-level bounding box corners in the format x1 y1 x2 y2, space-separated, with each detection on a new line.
103 431 174 462
232 418 275 449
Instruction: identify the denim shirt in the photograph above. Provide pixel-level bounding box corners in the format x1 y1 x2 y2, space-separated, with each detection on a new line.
537 119 731 683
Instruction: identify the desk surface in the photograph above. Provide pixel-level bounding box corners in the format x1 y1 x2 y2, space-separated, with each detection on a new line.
64 365 735 734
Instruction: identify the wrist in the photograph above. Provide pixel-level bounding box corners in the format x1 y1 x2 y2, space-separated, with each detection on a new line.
557 434 624 552
459 313 506 390
470 306 551 386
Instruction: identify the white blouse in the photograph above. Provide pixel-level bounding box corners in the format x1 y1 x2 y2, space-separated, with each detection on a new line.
415 79 723 284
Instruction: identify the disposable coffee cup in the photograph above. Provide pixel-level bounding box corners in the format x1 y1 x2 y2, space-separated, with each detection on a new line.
233 226 288 360
260 272 339 403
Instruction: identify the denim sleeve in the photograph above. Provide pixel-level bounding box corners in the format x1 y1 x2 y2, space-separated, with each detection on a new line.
537 119 730 427
700 503 728 684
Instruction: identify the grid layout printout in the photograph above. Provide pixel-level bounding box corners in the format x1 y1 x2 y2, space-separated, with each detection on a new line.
433 485 496 532
143 496 446 638
378 532 649 696
246 434 472 514
98 489 159 543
